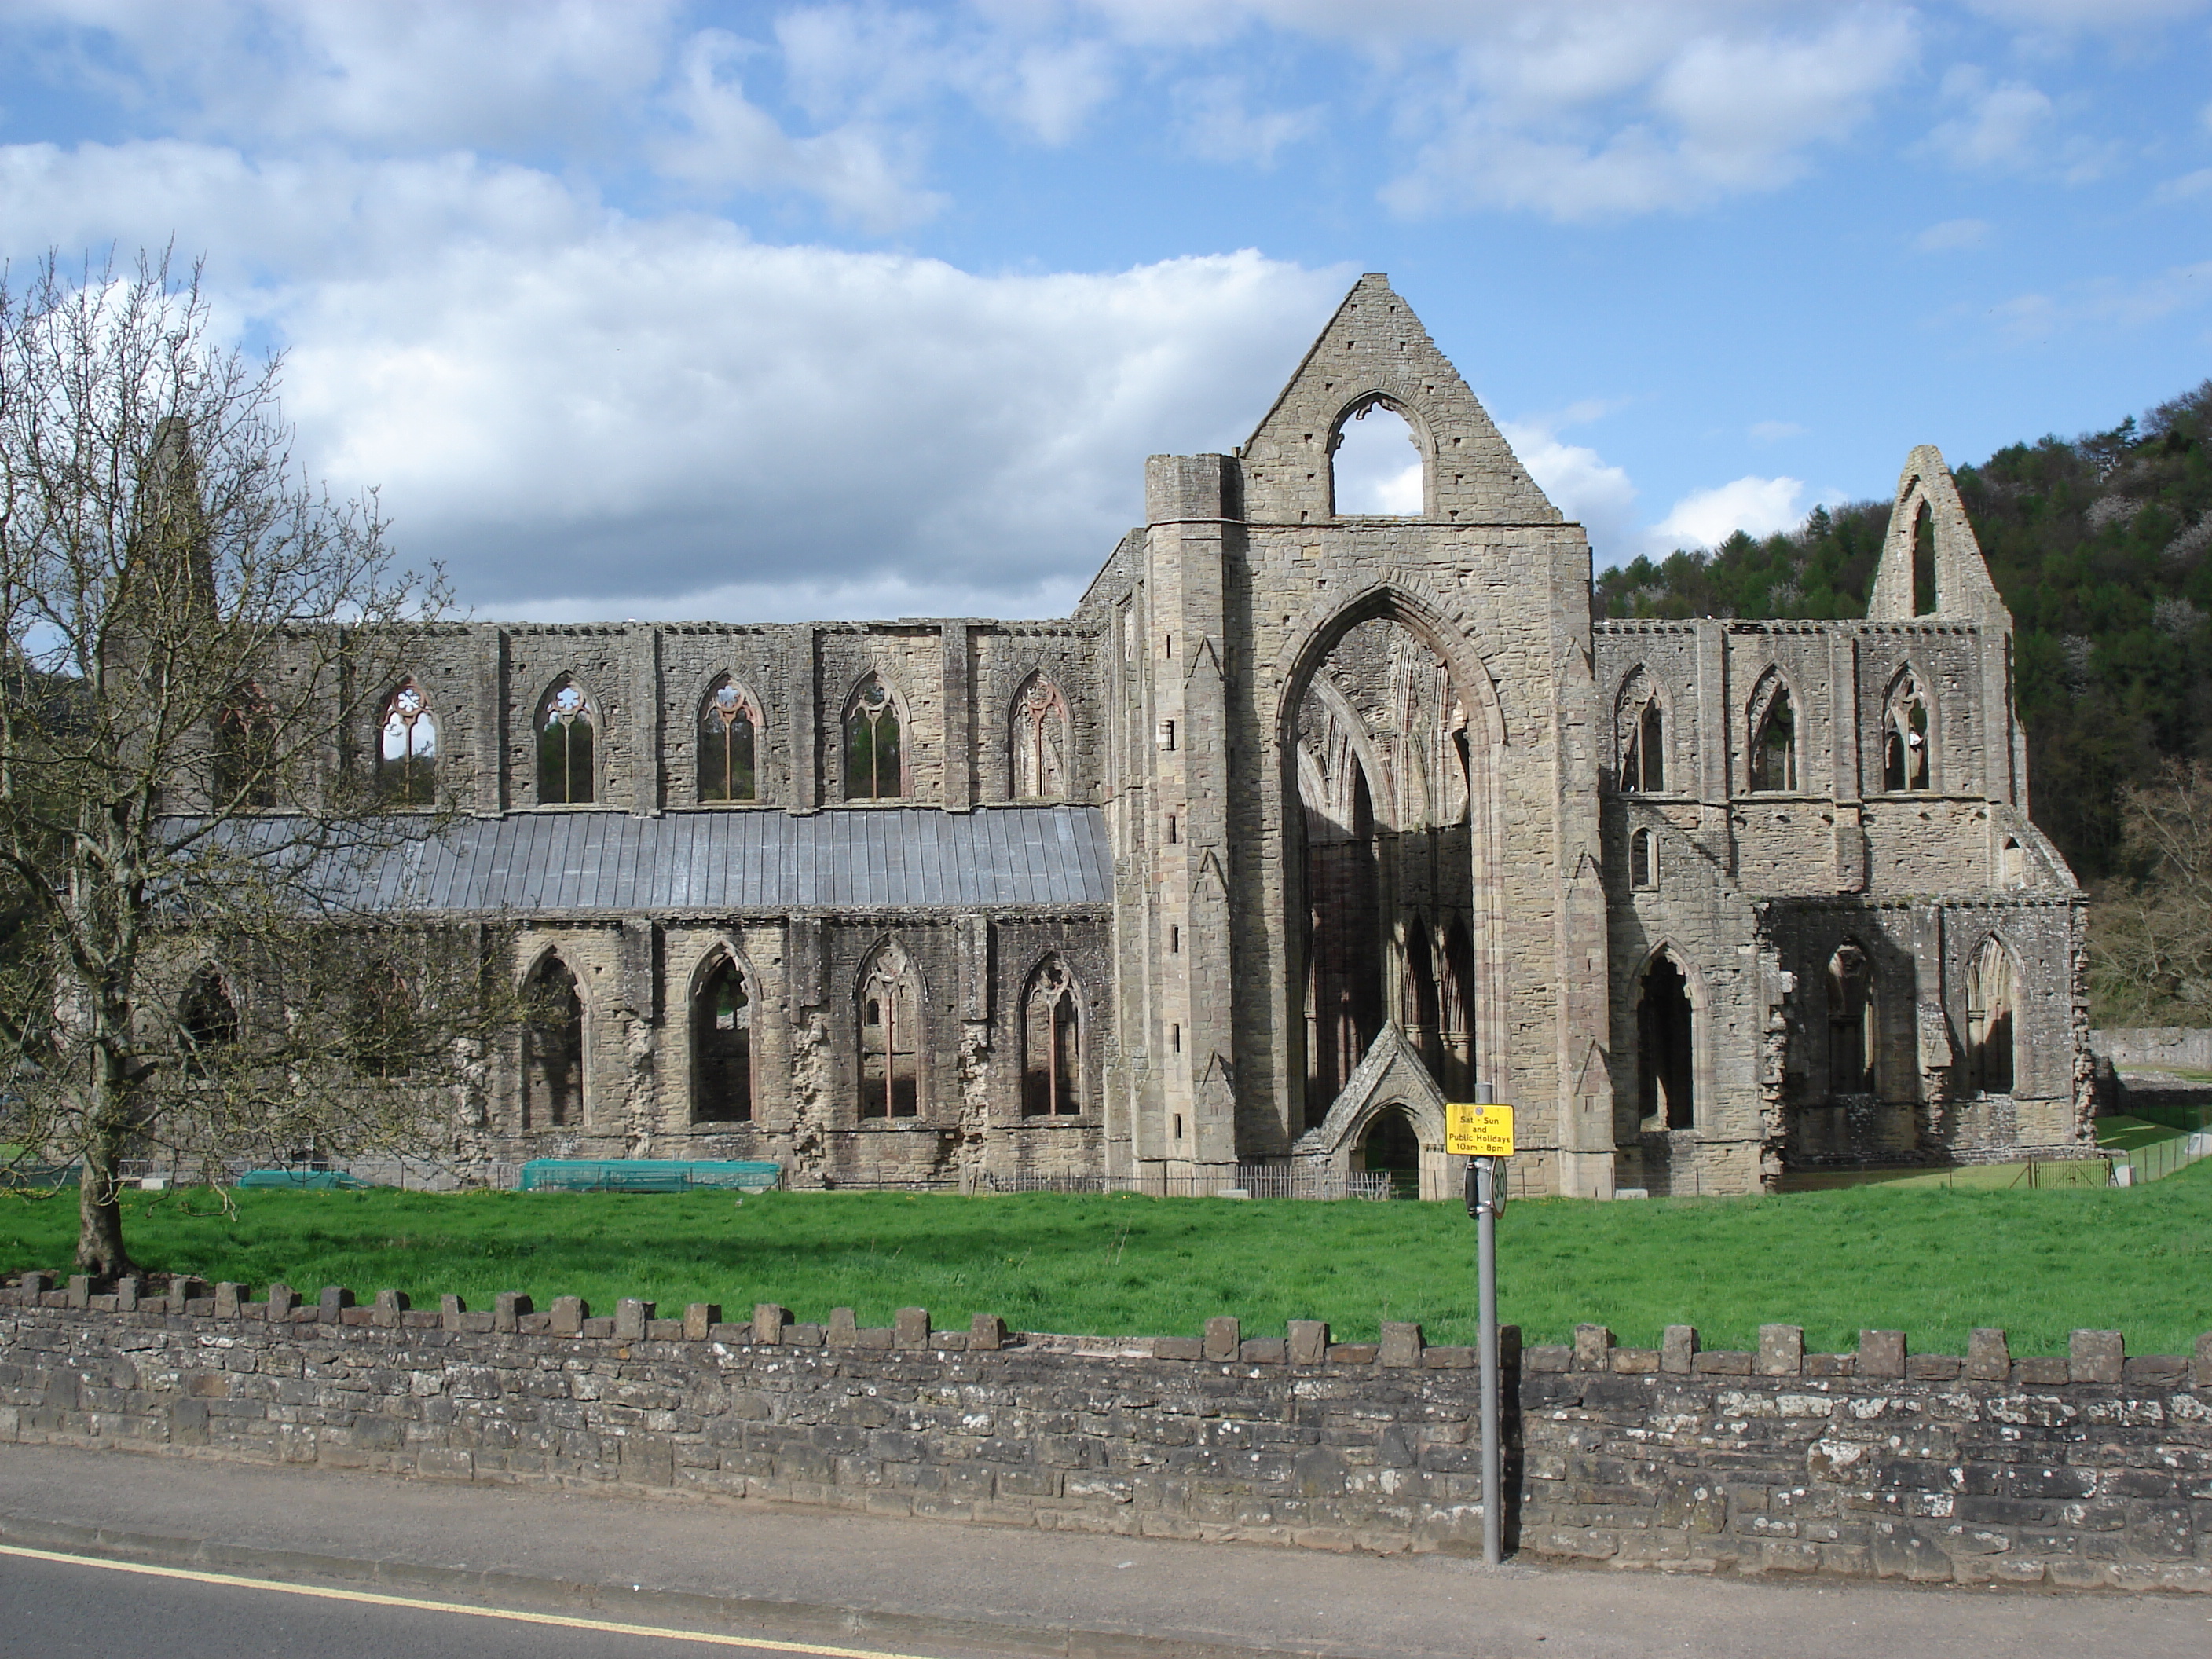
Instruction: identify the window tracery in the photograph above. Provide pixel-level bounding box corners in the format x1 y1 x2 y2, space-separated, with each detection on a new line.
1011 675 1071 800
1882 671 1931 792
1963 938 2017 1097
377 680 438 805
1618 676 1667 793
698 679 760 804
1748 678 1798 793
1826 943 1876 1095
1022 958 1082 1116
859 943 921 1118
844 677 905 800
536 678 596 805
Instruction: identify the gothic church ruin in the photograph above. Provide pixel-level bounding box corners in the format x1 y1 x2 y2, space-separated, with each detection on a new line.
262 276 2094 1196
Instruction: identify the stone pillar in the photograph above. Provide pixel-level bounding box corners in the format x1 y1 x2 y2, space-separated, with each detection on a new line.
631 625 662 815
940 622 973 811
787 624 819 812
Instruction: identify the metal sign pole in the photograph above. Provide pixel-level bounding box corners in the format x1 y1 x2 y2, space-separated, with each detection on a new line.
1474 1082 1501 1566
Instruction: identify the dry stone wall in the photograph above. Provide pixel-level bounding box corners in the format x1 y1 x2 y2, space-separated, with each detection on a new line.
3 1275 2207 1591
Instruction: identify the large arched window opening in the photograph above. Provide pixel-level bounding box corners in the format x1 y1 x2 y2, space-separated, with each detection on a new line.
1826 943 1876 1096
1010 674 1071 800
1330 397 1424 515
1292 610 1478 1128
350 961 416 1079
1882 671 1931 793
1618 677 1667 793
214 683 278 808
536 678 596 805
698 678 760 804
180 965 240 1075
692 955 753 1122
1636 950 1695 1130
1022 958 1082 1116
376 680 438 805
844 676 905 800
1748 677 1798 793
521 953 584 1129
1913 500 1938 617
858 943 921 1118
1963 938 2017 1097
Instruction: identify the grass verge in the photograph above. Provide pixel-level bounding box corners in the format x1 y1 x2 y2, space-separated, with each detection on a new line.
5 1160 2209 1357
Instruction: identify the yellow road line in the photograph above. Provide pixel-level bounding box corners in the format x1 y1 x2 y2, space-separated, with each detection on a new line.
0 1541 950 1657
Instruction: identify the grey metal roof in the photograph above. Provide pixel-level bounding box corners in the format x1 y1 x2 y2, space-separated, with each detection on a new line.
313 805 1114 916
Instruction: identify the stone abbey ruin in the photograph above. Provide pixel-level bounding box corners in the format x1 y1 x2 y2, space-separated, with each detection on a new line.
226 274 2089 1196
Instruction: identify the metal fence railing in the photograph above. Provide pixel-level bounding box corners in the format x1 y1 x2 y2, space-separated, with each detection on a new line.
986 1164 1396 1200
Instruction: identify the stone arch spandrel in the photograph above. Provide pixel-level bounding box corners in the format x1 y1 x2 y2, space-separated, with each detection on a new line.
1237 274 1562 527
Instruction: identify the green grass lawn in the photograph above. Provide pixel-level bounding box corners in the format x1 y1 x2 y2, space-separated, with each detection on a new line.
5 1161 2209 1358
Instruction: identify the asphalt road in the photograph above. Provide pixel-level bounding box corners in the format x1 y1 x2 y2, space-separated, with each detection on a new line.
0 1549 946 1659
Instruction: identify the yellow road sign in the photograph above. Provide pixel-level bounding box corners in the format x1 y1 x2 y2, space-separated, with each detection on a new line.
1446 1102 1514 1157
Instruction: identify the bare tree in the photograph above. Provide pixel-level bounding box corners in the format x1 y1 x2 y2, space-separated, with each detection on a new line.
2088 760 2212 1027
0 251 498 1274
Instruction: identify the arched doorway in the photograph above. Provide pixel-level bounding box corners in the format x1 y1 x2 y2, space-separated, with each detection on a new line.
1353 1107 1423 1199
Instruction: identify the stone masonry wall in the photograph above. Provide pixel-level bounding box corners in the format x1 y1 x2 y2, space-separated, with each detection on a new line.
2 1275 2207 1591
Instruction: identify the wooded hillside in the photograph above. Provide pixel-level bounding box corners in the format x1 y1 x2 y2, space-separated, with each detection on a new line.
1595 383 2212 882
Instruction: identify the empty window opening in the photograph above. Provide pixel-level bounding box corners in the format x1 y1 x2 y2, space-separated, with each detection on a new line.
1749 684 1798 792
1636 950 1695 1130
1963 938 2017 1097
699 679 760 804
844 676 905 800
215 683 279 808
1353 1108 1422 1199
1629 827 1657 890
1012 674 1071 800
1913 500 1938 617
693 957 752 1122
859 944 921 1118
1022 958 1082 1117
1173 1113 1184 1141
1331 399 1423 515
537 678 596 805
1438 919 1476 1101
1170 1022 1181 1054
1170 925 1180 953
1157 720 1176 751
377 679 437 805
1166 814 1178 844
521 954 584 1129
1881 672 1930 792
350 962 416 1079
180 966 239 1075
1621 694 1665 792
1826 944 1876 1096
2001 837 2025 886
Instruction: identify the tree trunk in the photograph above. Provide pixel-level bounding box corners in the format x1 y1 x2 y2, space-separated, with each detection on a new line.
75 1133 132 1276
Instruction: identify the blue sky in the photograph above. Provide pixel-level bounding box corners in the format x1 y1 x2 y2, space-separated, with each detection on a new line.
2 1 2207 621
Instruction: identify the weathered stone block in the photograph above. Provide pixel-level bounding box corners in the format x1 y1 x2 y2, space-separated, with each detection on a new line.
969 1314 1005 1352
317 1286 354 1323
1203 1317 1240 1361
1858 1331 1906 1379
2070 1330 2123 1385
683 1303 721 1341
894 1308 929 1350
549 1297 586 1336
1966 1328 2009 1380
753 1304 789 1344
1661 1325 1699 1375
494 1291 531 1332
373 1289 410 1328
1287 1320 1329 1365
1573 1324 1614 1372
1757 1325 1803 1376
1379 1322 1423 1368
827 1308 859 1347
614 1299 654 1341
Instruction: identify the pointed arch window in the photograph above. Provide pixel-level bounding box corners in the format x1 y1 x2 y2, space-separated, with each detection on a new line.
1826 943 1876 1095
859 943 921 1118
214 682 279 808
350 961 416 1079
1330 395 1424 515
1882 672 1931 792
698 679 760 804
1748 680 1798 793
1022 958 1082 1116
377 680 438 805
1012 675 1071 800
521 952 584 1128
180 965 239 1075
1620 689 1666 793
536 679 595 805
845 676 905 800
693 955 752 1122
1963 938 2017 1097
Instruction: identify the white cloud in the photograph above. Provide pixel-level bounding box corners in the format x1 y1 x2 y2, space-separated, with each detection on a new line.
1925 67 2053 170
1499 417 1641 566
269 236 1347 616
1652 475 1807 550
1748 419 1807 442
1382 6 1920 220
1914 216 1994 251
1174 76 1320 166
